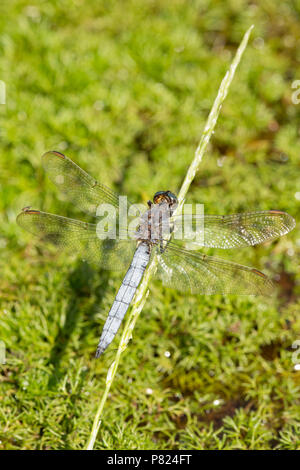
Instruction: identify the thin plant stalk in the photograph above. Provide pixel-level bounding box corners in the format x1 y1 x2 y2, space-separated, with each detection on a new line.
85 25 254 450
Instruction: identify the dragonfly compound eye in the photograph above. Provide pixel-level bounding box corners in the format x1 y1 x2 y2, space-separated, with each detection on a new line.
153 191 178 206
166 191 178 206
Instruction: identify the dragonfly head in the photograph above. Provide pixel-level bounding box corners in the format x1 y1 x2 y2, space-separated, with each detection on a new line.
153 191 178 209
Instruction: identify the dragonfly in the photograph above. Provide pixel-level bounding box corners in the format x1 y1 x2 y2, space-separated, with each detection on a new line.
17 151 296 357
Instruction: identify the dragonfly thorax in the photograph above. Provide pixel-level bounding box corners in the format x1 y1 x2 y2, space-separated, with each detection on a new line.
135 201 175 245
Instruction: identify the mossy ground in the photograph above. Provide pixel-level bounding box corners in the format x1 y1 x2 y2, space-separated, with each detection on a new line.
0 0 299 449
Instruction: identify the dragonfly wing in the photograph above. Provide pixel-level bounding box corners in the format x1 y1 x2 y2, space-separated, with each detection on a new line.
171 211 295 248
155 242 273 295
17 209 136 270
42 151 143 219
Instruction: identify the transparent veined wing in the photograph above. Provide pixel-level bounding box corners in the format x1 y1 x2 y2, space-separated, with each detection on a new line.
155 242 273 295
17 208 136 270
169 210 295 248
42 151 147 222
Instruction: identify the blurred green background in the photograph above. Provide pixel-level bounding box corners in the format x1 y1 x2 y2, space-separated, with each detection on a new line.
0 0 299 450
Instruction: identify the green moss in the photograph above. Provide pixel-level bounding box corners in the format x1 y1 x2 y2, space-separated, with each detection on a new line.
0 0 299 450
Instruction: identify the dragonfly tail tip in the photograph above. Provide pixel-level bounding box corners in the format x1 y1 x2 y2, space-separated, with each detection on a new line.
95 347 104 359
